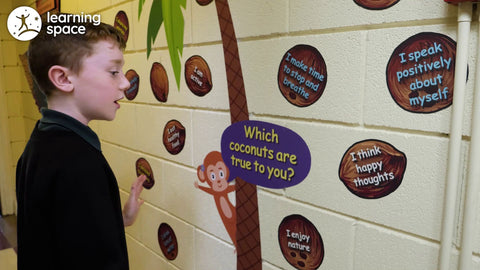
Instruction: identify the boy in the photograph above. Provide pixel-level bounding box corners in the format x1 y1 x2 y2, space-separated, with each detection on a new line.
16 19 145 270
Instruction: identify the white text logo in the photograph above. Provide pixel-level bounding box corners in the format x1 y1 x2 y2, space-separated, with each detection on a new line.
45 12 101 37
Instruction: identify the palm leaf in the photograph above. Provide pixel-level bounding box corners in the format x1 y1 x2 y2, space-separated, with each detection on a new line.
139 0 186 90
146 0 163 59
138 0 146 20
162 0 186 89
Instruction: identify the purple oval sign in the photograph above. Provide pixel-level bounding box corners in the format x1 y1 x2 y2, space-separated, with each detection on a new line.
221 120 311 189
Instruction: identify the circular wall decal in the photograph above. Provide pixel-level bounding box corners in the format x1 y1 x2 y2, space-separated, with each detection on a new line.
354 0 400 10
163 120 186 155
339 139 407 199
113 10 129 42
386 32 456 113
125 69 139 100
135 157 155 189
196 0 214 6
150 62 169 102
278 214 324 270
158 223 178 260
278 44 327 107
184 55 213 96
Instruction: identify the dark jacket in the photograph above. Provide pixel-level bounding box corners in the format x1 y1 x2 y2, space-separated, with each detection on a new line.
16 111 128 270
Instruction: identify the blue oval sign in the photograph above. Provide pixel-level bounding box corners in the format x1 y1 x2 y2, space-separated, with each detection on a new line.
221 120 311 189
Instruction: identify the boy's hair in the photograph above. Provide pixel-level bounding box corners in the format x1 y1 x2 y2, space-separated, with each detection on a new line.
28 19 126 97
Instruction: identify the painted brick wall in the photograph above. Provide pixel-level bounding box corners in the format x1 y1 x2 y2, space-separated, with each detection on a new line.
12 0 480 269
0 0 41 215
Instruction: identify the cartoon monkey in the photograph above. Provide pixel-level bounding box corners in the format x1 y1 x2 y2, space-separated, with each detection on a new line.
195 151 236 248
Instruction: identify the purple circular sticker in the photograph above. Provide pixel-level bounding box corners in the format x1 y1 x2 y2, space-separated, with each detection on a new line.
221 120 311 189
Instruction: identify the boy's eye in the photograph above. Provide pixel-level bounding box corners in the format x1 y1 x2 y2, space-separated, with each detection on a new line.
110 71 119 76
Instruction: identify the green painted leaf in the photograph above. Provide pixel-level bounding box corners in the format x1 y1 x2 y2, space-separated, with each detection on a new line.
139 0 186 90
138 0 146 20
146 0 163 58
162 0 186 90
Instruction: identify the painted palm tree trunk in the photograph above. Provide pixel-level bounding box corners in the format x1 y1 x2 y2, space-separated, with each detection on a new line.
215 0 262 269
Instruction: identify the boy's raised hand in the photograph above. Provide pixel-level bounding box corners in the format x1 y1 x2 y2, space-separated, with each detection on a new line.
122 174 147 226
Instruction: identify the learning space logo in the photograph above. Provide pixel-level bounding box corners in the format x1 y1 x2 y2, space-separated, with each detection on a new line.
7 6 42 41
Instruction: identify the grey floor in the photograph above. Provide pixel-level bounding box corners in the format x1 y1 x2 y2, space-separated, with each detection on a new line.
0 215 16 250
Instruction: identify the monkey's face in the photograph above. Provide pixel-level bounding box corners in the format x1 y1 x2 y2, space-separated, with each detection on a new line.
207 161 230 192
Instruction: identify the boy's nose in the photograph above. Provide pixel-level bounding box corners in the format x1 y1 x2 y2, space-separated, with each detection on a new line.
119 73 131 91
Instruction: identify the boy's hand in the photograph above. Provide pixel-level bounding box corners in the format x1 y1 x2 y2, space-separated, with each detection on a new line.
123 174 147 226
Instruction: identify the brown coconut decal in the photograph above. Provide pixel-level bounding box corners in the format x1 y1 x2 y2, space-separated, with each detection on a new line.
278 215 324 270
125 69 139 100
162 120 186 155
196 0 213 6
135 157 155 189
184 55 213 96
386 32 456 113
278 44 327 107
113 10 129 42
354 0 400 10
339 139 407 199
157 223 178 260
150 62 169 102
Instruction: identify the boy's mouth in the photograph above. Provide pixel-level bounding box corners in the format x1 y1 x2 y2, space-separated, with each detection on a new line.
115 96 124 103
114 98 122 108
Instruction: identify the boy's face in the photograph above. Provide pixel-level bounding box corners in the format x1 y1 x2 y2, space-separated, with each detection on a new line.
68 39 130 124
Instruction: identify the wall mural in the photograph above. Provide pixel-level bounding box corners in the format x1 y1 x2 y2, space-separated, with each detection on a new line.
138 1 264 266
196 0 263 267
139 0 185 90
131 0 427 268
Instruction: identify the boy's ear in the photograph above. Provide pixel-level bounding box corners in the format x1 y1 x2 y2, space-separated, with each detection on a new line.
48 65 74 93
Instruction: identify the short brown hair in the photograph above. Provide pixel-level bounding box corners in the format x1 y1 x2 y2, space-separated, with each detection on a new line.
28 19 126 97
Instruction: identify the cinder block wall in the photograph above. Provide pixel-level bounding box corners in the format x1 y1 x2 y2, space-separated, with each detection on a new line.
0 0 40 215
5 0 480 269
